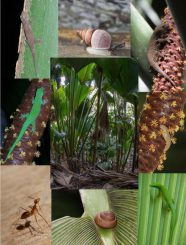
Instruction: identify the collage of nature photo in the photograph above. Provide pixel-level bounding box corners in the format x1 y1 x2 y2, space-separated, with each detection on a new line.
1 0 186 245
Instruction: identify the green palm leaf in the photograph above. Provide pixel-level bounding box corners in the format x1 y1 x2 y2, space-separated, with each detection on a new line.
138 173 186 245
53 216 103 245
16 0 58 78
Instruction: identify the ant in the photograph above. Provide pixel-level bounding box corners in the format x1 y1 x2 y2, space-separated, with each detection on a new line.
18 197 49 230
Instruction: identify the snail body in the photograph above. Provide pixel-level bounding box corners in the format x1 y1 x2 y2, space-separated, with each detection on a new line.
94 211 117 229
77 29 112 55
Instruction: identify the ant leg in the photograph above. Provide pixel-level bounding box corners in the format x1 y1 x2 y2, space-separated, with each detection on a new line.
34 214 43 231
37 203 42 212
36 210 49 226
28 225 34 236
14 209 22 223
30 223 44 234
12 207 27 225
20 207 30 212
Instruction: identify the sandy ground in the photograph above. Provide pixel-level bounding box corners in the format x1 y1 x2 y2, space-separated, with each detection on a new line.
0 166 51 245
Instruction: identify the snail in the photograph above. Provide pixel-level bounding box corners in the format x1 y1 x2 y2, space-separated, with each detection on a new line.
76 28 112 55
94 211 117 229
77 29 112 49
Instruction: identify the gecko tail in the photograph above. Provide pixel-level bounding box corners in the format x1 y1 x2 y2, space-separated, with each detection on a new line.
5 141 18 162
5 123 28 162
33 57 38 78
169 211 176 243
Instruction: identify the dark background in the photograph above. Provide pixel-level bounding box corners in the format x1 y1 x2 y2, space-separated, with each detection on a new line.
1 0 24 83
52 190 84 221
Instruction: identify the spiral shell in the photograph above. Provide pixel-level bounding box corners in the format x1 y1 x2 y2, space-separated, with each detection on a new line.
76 28 95 46
77 29 112 49
94 211 117 229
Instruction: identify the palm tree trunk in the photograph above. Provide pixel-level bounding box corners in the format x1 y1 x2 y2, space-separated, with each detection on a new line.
92 67 103 165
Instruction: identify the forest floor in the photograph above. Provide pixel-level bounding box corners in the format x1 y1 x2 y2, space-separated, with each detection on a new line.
51 162 138 189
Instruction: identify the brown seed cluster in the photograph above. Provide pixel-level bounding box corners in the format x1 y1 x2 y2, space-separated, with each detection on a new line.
1 79 51 165
152 8 185 92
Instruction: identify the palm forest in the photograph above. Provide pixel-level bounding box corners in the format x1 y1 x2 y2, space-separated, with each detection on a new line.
50 58 138 189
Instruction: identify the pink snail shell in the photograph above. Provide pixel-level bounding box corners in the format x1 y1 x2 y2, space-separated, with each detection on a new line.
91 30 111 49
94 211 117 229
76 29 112 50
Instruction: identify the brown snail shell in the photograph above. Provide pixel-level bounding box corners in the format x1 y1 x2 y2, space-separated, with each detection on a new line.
76 28 95 46
94 211 117 229
76 29 112 50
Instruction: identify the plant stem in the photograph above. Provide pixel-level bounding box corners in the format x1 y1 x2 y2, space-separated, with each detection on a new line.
92 66 103 165
132 96 138 172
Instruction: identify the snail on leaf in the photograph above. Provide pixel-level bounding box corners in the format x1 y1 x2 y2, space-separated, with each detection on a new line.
94 211 117 229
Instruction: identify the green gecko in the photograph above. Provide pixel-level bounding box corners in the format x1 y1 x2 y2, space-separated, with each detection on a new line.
5 87 45 161
150 183 176 241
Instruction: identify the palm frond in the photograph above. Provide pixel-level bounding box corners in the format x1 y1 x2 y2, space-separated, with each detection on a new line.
52 190 137 244
52 216 103 245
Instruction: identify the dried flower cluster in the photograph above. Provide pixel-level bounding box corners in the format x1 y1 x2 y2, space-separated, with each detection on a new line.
152 8 185 92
